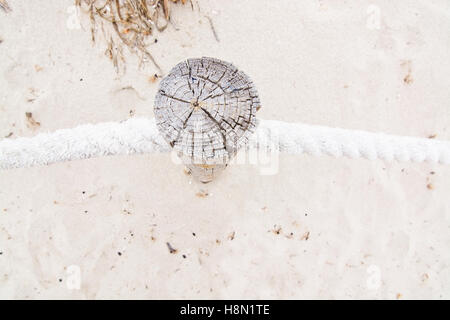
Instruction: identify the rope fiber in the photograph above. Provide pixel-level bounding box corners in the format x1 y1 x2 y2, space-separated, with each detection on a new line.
1 118 449 170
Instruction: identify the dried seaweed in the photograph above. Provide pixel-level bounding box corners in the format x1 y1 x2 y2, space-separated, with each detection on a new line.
25 112 41 129
76 0 186 74
0 0 11 13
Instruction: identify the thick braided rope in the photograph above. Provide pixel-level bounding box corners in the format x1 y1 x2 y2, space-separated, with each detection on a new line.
253 120 450 164
1 118 449 170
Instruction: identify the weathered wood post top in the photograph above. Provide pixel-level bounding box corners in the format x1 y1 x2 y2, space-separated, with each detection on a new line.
154 57 261 182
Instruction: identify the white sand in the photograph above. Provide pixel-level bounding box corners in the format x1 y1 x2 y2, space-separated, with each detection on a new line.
1 0 450 299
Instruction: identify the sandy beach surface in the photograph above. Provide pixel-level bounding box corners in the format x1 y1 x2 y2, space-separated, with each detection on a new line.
1 0 450 299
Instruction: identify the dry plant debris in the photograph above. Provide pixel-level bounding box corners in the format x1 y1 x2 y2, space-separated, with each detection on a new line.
400 60 413 85
25 112 41 129
75 0 188 74
300 231 310 240
0 0 11 13
195 189 209 198
166 242 177 254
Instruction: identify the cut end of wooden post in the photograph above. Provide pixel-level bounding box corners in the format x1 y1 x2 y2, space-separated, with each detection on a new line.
154 57 261 182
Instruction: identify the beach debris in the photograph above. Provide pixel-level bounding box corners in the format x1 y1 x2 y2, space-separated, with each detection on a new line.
204 15 219 42
116 85 145 100
25 112 41 129
0 0 11 13
401 60 413 85
271 225 282 235
149 73 159 83
285 232 294 239
195 189 209 198
166 242 177 254
301 231 310 240
76 0 187 74
403 74 413 84
154 57 261 182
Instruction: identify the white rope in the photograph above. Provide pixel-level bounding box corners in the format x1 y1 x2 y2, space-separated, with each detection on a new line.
254 120 450 164
0 118 169 170
1 117 449 170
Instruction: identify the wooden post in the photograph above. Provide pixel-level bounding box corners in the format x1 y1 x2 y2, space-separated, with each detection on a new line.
154 57 261 182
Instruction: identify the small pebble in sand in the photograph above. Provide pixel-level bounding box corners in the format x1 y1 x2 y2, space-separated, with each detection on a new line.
426 183 434 190
285 232 294 239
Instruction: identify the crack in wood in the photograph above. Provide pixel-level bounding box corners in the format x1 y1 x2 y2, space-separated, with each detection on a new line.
154 57 261 182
